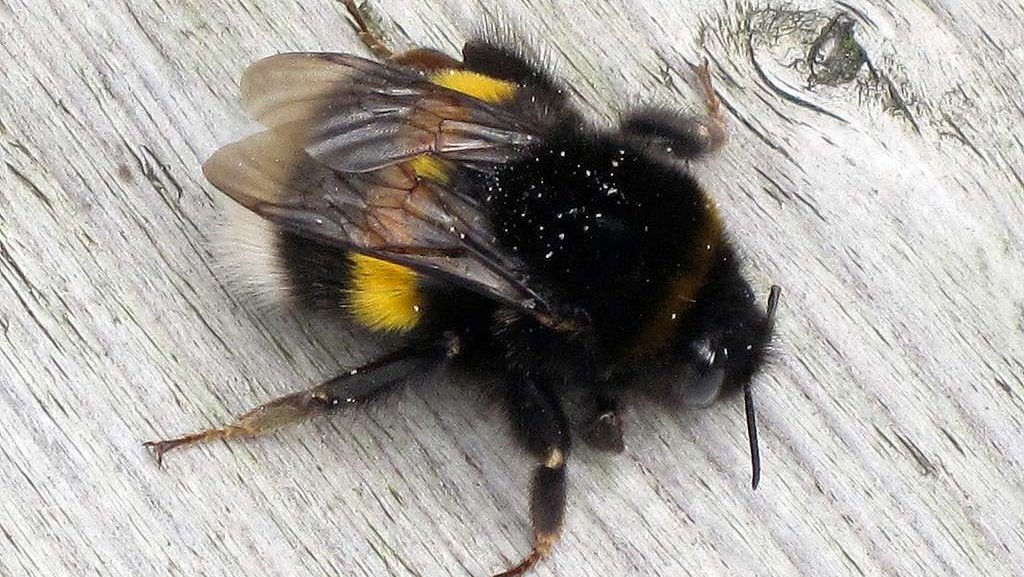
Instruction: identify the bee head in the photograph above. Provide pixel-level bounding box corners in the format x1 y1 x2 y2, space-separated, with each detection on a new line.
665 260 780 489
672 289 777 408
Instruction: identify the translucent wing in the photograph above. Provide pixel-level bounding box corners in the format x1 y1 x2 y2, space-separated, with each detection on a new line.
238 52 541 173
205 52 573 323
204 128 558 322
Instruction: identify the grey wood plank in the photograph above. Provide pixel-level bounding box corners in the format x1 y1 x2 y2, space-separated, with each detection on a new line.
2 1 1022 576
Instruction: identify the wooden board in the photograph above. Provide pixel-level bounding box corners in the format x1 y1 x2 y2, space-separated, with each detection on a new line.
2 0 1022 575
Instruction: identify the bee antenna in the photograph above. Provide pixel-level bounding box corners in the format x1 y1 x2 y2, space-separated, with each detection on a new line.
746 285 782 490
744 382 760 490
767 284 782 321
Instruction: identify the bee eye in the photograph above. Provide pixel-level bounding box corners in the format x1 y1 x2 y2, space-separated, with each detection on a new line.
675 339 726 406
680 367 724 407
692 338 719 371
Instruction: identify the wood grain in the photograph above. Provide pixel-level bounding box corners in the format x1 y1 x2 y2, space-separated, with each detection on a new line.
2 1 1022 576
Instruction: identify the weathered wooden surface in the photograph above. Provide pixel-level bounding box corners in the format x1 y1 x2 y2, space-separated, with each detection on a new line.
2 0 1023 575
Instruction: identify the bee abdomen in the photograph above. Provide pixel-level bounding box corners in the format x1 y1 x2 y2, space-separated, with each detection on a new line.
221 206 424 333
278 233 423 333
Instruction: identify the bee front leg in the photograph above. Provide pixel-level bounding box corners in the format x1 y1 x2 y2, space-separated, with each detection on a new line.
690 57 728 154
583 395 625 453
620 58 728 159
144 344 434 465
492 377 570 577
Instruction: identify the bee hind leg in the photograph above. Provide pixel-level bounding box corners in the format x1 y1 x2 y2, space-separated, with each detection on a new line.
144 344 435 465
492 377 570 577
342 0 462 70
342 0 394 60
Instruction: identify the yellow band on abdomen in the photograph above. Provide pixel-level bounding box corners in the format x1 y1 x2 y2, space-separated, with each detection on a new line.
347 253 422 332
347 69 517 332
429 69 518 103
402 69 519 187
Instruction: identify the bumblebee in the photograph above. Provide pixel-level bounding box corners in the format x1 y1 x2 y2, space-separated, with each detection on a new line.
147 2 780 575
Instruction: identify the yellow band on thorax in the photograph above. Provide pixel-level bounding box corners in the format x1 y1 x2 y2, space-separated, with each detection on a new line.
630 203 724 355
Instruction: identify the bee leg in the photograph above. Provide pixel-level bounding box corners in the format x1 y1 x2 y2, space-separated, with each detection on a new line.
144 345 433 465
692 57 726 143
342 0 462 70
493 378 570 577
679 57 729 156
342 0 394 60
620 58 728 158
583 395 625 453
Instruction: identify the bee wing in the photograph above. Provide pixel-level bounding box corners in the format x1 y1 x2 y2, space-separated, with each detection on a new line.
238 52 540 173
203 131 557 320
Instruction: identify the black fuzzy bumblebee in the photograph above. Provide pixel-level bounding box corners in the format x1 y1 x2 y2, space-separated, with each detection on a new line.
147 3 780 575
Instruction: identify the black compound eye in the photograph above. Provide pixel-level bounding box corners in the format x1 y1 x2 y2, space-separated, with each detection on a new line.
678 339 726 407
681 367 724 407
694 337 733 371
